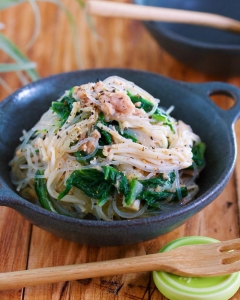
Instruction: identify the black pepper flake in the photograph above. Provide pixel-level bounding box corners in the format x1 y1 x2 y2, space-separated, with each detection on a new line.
150 136 153 140
66 132 68 135
133 166 136 169
57 135 61 139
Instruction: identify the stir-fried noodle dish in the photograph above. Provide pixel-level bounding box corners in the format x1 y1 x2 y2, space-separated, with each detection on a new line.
10 76 205 220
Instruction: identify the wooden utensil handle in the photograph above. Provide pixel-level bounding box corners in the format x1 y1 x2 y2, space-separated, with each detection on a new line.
86 0 240 33
0 253 172 291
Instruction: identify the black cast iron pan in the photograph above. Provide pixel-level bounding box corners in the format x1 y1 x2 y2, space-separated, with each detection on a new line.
135 0 240 76
0 69 240 246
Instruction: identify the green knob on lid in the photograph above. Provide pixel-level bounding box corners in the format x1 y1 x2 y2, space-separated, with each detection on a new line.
153 236 240 300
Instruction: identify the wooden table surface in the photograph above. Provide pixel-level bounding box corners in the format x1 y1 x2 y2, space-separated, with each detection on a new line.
1 1 240 299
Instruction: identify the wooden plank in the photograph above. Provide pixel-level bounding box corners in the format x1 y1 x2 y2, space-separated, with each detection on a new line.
0 207 31 300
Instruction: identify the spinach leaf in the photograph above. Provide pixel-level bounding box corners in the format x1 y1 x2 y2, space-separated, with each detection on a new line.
127 92 174 133
51 93 76 126
139 172 175 188
140 187 188 208
151 109 175 133
58 169 108 200
125 179 143 205
97 112 113 145
137 172 188 208
121 131 137 143
127 91 153 113
192 142 206 168
58 166 129 206
115 126 138 143
72 150 92 165
100 130 112 145
35 170 57 212
97 113 138 144
102 166 129 196
73 150 86 162
69 87 75 96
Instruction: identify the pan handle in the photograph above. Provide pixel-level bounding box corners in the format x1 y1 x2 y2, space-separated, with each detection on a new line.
187 81 240 125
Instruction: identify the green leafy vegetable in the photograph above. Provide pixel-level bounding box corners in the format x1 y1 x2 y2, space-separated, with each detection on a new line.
102 166 129 196
125 179 143 206
58 169 107 200
97 114 138 144
140 172 176 188
138 172 186 208
127 91 153 113
152 109 175 133
192 142 206 168
51 94 76 126
121 131 137 142
58 167 187 209
97 112 113 145
140 187 188 208
35 170 57 212
100 130 112 145
73 151 89 164
127 91 174 133
115 126 138 143
58 166 129 206
73 151 86 161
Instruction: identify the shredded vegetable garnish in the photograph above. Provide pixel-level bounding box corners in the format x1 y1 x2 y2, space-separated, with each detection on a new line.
10 76 206 220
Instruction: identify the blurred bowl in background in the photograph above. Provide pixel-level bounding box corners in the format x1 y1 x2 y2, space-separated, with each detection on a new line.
134 0 240 77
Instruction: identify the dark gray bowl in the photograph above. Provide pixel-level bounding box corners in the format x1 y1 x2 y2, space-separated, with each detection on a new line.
135 0 240 76
0 68 240 246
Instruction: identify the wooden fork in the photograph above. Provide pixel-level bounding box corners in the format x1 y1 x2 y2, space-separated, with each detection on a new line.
1 238 240 291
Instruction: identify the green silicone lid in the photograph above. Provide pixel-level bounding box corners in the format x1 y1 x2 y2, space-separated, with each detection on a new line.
153 236 240 300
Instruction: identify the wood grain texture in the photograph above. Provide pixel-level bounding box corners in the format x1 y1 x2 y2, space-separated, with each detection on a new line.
1 0 240 299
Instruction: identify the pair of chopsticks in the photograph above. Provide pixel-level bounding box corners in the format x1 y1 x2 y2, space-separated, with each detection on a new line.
86 0 240 34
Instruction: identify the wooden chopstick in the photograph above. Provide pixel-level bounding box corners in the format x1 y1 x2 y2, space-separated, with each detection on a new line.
86 0 240 33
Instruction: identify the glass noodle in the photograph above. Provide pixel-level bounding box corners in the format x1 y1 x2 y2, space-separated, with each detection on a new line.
9 76 205 220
